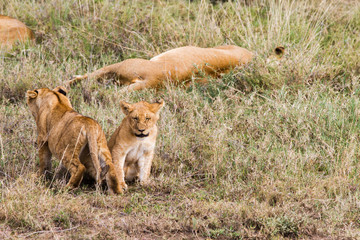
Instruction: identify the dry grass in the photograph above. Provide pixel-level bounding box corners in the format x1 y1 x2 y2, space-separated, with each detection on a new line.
1 0 360 239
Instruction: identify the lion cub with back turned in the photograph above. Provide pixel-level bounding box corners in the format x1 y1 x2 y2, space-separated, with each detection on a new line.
108 99 164 187
26 86 124 194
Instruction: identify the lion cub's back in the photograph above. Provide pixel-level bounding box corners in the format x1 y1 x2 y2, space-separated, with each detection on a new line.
47 112 103 156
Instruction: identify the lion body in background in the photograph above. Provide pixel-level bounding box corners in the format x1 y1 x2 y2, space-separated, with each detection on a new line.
0 15 34 49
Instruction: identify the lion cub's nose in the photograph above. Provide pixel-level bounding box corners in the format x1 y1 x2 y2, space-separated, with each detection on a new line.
138 129 145 132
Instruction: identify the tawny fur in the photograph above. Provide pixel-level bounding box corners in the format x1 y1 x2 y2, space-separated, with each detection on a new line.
66 45 253 91
0 15 34 49
106 100 165 188
26 86 124 194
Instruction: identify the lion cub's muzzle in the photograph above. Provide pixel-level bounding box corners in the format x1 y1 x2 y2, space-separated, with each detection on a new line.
135 129 149 138
135 132 149 138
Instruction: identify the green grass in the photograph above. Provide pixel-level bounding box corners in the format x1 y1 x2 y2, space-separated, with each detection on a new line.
1 0 360 239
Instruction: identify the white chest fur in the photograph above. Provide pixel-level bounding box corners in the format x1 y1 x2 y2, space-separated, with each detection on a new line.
125 140 155 165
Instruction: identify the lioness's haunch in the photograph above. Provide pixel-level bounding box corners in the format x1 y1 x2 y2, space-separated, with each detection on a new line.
66 45 253 91
0 15 34 49
105 100 165 188
26 86 125 194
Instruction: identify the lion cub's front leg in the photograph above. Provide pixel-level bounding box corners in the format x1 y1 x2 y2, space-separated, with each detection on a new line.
138 150 154 185
111 148 128 190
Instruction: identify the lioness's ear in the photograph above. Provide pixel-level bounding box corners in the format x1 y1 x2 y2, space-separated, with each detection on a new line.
274 46 285 59
26 90 38 99
120 101 133 115
53 86 68 96
150 99 165 113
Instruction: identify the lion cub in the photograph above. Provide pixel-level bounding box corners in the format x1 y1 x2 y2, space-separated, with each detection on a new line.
26 86 124 194
108 100 164 187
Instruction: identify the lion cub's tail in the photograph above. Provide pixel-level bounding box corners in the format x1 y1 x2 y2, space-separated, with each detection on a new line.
86 127 103 187
86 125 123 194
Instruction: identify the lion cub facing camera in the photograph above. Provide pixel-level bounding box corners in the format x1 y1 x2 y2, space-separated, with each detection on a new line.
26 86 124 194
107 100 165 188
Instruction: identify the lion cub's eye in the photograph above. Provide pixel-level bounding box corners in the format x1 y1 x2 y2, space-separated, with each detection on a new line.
146 117 151 121
133 117 139 121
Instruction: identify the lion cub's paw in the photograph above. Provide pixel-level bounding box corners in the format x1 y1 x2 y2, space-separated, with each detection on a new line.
139 179 153 187
110 182 127 195
109 187 123 195
120 182 128 191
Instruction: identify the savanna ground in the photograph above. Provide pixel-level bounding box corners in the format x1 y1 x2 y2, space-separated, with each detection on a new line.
1 0 360 239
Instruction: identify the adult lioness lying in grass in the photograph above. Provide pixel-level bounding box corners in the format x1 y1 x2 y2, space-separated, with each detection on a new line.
0 15 34 49
66 45 253 91
107 99 165 188
26 86 124 194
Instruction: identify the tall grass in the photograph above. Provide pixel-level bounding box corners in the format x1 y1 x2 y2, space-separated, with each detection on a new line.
1 0 360 238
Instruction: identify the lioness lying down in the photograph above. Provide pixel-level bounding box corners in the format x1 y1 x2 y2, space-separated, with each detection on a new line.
26 86 124 194
66 45 253 91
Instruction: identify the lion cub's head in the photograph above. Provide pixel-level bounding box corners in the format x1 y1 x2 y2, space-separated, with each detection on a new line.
26 86 71 117
120 99 165 138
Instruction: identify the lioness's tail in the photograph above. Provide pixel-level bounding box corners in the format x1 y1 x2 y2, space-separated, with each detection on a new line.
66 67 110 87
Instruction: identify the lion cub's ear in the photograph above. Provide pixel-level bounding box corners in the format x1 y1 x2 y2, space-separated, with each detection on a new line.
120 101 134 115
53 86 68 96
26 90 38 99
150 99 165 113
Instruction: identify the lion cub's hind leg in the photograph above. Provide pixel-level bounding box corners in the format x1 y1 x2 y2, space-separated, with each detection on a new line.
62 144 86 189
64 158 85 188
